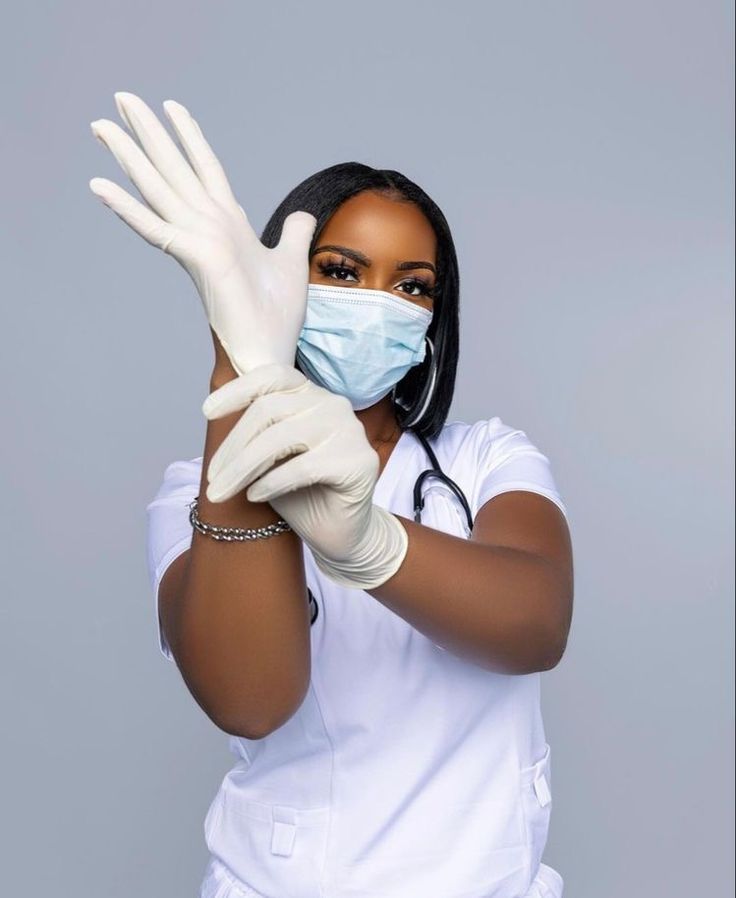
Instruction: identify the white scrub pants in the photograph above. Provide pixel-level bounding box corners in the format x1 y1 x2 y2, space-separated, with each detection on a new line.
199 855 564 898
200 856 261 898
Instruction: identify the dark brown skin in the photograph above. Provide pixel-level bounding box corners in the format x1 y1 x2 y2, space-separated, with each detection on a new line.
158 190 574 738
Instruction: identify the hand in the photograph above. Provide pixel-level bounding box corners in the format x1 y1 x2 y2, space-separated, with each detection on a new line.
89 91 317 375
201 363 409 590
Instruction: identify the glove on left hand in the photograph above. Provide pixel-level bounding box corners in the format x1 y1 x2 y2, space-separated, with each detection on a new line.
201 363 409 591
89 91 316 376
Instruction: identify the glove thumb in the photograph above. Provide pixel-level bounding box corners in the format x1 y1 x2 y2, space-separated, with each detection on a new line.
275 210 318 259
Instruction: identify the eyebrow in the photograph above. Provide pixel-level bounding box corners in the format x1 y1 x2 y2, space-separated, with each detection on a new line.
312 244 437 276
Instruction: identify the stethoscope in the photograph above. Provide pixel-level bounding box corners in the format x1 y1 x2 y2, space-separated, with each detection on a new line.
410 428 475 533
308 427 474 626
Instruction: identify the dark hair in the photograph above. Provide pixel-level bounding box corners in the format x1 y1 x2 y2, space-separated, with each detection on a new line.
259 162 460 440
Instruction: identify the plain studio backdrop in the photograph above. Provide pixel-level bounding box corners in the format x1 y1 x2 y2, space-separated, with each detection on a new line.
1 1 733 895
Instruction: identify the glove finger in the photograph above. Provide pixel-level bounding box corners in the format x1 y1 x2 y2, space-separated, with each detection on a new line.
113 92 212 213
162 99 255 236
202 363 308 419
90 119 190 223
206 416 310 503
208 388 312 482
246 451 317 502
265 430 374 492
89 177 179 252
273 210 318 261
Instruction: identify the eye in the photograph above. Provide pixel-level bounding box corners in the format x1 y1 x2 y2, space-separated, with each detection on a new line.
398 278 435 298
316 259 360 282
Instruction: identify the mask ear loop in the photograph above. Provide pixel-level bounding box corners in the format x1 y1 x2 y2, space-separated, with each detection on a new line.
397 336 437 429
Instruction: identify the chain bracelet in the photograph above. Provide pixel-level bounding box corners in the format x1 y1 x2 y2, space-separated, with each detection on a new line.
188 496 292 541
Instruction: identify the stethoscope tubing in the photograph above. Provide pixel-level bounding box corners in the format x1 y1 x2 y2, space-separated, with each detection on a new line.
411 429 475 533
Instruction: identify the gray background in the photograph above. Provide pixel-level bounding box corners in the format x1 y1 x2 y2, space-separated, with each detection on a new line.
1 1 733 895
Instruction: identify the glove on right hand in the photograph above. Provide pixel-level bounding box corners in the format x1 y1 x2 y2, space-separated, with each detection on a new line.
202 363 410 591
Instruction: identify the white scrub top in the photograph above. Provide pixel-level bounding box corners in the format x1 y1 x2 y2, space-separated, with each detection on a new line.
146 416 569 898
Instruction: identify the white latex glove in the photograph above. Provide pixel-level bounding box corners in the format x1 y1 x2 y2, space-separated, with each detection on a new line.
201 363 409 591
89 91 317 375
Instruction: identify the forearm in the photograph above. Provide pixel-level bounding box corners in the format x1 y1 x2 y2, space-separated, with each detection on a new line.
172 364 311 738
367 516 567 675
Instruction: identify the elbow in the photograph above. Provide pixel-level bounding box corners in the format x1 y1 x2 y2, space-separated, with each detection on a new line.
536 629 569 672
210 680 311 740
531 573 573 672
211 710 283 741
533 602 572 672
509 634 566 676
217 716 276 741
513 606 571 675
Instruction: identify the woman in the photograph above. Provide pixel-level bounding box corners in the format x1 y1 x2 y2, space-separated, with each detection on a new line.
91 91 574 898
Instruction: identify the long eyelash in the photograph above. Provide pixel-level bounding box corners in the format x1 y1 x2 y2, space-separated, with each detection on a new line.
316 259 359 280
316 258 439 298
402 278 437 298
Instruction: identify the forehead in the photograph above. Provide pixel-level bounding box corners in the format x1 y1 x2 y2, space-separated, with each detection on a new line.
316 191 437 263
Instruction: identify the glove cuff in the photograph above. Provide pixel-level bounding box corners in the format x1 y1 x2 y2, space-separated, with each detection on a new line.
310 506 409 590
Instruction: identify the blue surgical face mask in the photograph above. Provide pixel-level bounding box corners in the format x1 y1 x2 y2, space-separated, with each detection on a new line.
295 283 433 411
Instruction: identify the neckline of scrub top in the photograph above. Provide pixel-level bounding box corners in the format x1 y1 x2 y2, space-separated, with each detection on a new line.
372 427 418 508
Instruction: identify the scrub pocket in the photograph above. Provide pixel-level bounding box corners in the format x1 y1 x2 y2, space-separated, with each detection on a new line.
205 779 331 898
518 742 555 891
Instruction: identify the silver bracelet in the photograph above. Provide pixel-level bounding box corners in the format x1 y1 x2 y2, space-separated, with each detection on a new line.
188 496 292 541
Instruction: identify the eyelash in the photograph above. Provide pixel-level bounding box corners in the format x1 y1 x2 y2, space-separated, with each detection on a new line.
316 259 437 298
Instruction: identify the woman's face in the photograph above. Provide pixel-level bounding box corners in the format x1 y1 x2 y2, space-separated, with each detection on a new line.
308 190 438 314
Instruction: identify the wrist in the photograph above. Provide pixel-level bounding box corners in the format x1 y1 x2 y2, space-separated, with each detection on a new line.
210 354 296 391
311 506 408 590
209 366 239 392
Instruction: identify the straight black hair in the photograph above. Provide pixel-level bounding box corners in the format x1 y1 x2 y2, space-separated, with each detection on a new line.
259 162 460 441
